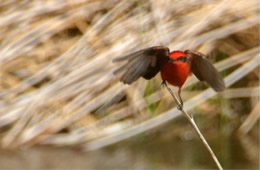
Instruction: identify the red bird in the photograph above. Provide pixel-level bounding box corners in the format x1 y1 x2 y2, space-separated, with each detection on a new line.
113 46 225 109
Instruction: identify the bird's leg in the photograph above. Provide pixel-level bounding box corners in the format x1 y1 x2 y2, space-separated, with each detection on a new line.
177 88 183 110
162 81 183 111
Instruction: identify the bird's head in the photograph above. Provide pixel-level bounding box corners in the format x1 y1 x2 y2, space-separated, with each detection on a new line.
168 51 187 63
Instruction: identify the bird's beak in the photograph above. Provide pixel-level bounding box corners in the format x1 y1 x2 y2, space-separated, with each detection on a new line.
168 58 175 63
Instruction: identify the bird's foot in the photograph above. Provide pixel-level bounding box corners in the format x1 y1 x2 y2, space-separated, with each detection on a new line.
177 104 183 110
160 80 166 87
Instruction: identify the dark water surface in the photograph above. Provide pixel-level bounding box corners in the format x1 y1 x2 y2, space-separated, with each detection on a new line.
0 128 258 169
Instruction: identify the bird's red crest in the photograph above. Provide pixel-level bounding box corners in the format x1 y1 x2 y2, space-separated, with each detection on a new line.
169 51 186 59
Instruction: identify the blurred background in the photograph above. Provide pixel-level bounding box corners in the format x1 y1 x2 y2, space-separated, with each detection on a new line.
0 0 259 169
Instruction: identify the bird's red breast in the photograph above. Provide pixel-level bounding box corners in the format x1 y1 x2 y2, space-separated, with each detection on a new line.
160 51 190 88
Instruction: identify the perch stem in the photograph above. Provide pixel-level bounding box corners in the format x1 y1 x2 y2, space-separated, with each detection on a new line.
164 83 223 170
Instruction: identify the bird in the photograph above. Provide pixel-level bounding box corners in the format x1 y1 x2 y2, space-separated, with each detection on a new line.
112 46 225 110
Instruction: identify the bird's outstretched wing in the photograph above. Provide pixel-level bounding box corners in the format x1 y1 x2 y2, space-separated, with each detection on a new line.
185 50 225 91
113 46 169 84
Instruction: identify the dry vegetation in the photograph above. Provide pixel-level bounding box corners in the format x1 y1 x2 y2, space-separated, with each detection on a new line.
0 0 259 154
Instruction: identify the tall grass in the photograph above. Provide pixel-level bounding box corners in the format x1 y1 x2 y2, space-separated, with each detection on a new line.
0 0 259 152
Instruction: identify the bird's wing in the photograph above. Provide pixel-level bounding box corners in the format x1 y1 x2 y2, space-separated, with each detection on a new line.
185 50 225 91
113 46 169 84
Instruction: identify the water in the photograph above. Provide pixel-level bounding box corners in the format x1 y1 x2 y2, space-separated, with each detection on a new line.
0 123 258 169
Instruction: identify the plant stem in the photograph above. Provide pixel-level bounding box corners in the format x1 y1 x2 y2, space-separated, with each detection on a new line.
164 84 223 170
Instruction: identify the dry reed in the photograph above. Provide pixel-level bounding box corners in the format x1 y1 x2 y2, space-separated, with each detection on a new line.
0 0 259 155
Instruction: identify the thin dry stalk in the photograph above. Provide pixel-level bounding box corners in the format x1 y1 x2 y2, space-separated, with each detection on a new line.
238 102 260 135
164 83 223 170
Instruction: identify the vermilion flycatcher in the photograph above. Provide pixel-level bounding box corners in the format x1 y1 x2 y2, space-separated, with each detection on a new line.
113 46 225 109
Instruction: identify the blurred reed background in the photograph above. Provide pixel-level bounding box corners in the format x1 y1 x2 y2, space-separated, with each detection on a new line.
0 0 259 169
